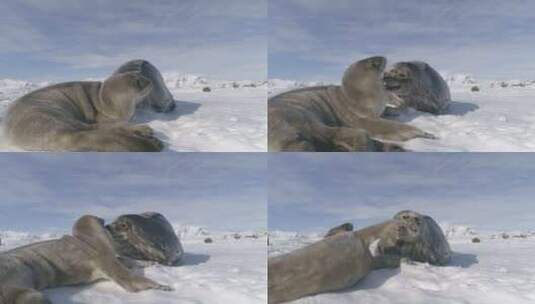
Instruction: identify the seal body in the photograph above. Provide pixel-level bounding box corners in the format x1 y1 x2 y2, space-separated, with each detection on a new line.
0 213 180 304
268 56 434 152
268 232 373 304
113 60 175 113
4 60 172 152
384 61 451 114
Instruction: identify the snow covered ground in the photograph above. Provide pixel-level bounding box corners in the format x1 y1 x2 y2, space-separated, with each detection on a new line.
269 75 535 151
0 226 267 304
268 225 535 304
0 74 267 152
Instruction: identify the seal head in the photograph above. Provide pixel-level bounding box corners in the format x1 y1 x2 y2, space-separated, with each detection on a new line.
107 212 183 266
393 210 451 265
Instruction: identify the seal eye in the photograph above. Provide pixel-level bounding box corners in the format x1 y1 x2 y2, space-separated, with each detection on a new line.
117 222 129 231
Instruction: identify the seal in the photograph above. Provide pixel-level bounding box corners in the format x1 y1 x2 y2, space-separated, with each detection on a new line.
268 56 435 152
268 232 373 304
392 210 451 265
0 212 182 304
4 60 174 152
354 210 451 266
324 222 353 238
268 211 451 303
384 61 451 114
113 59 175 113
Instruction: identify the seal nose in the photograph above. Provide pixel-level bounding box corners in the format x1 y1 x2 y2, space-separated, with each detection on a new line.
166 101 176 112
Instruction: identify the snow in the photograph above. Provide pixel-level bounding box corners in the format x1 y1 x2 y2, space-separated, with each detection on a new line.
268 225 535 303
0 226 267 304
0 73 267 152
268 74 535 151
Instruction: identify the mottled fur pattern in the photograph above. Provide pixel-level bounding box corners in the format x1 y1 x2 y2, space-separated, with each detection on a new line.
0 213 181 304
384 61 451 114
268 56 435 152
393 210 451 265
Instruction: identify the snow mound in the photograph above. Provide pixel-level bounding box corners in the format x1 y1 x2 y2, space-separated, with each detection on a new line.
0 230 59 247
490 79 535 89
440 224 479 240
163 72 266 90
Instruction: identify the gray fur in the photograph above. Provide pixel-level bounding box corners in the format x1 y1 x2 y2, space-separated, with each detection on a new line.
113 60 175 113
268 211 451 303
0 213 181 304
106 212 183 266
268 232 373 304
384 61 451 114
393 210 451 265
4 60 175 152
268 56 435 152
324 222 353 238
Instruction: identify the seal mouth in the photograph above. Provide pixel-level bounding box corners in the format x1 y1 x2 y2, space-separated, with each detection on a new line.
383 77 402 90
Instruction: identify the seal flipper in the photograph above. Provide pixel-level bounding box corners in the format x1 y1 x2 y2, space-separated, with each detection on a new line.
59 126 164 152
356 117 437 142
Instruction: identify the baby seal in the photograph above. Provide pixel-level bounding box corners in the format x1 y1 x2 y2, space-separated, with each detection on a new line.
0 212 182 304
4 60 174 152
268 232 373 304
113 59 175 113
268 56 435 152
384 61 451 114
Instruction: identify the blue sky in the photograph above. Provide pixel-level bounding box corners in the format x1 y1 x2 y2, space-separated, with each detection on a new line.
0 153 266 233
269 0 535 81
269 153 535 233
0 0 266 82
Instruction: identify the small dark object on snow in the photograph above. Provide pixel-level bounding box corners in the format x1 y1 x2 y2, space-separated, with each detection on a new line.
202 87 211 92
471 237 481 243
471 86 480 92
204 237 213 244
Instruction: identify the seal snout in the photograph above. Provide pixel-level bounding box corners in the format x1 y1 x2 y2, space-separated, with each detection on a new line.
366 56 386 71
151 100 175 113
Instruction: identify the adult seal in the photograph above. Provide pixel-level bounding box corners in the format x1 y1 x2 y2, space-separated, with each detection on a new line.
392 210 451 265
4 60 174 152
354 210 451 266
384 61 451 115
268 56 435 152
0 212 182 304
